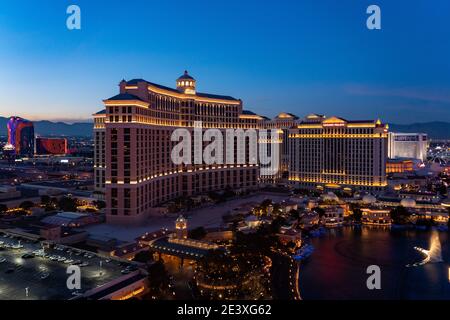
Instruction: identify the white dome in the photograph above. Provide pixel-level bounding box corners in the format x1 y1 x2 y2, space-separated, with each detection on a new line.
176 215 186 223
322 192 339 202
400 198 416 208
362 194 377 204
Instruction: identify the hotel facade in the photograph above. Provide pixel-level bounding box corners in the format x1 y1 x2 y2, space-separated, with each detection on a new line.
94 72 389 224
387 132 428 162
94 72 266 224
288 114 388 192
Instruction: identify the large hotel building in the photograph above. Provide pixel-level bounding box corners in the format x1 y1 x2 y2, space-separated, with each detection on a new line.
288 114 388 192
94 71 266 224
94 72 389 224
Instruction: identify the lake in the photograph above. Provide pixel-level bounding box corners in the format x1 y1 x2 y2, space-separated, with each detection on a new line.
299 226 450 300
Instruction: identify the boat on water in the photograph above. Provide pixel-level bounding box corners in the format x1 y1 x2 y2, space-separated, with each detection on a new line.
293 244 314 261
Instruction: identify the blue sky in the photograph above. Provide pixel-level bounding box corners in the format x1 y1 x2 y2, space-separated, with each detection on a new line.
0 0 449 124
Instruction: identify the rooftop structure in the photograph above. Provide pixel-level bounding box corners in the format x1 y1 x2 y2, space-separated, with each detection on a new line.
388 132 428 162
7 116 35 157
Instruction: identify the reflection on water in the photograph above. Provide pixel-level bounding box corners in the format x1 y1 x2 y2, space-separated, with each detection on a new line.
299 226 450 300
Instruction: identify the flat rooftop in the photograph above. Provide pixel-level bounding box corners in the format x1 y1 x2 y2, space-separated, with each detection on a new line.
0 231 139 300
22 179 93 190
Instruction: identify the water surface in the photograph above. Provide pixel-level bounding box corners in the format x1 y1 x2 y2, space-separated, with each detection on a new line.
299 227 450 300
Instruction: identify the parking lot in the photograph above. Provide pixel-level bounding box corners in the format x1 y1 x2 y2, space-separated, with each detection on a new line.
0 232 137 300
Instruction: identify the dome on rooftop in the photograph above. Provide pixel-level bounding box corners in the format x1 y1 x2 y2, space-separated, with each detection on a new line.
177 70 195 80
400 198 416 208
322 192 339 202
362 194 377 204
176 215 186 223
176 71 196 94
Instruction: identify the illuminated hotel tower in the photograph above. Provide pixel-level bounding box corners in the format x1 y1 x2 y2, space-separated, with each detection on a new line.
263 112 301 182
93 109 106 197
288 114 388 192
95 71 265 224
7 116 35 157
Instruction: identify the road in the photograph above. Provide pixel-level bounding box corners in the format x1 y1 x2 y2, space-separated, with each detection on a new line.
85 192 288 242
271 250 301 300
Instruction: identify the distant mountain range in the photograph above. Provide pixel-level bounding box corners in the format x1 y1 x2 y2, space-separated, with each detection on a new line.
0 116 449 139
0 117 93 137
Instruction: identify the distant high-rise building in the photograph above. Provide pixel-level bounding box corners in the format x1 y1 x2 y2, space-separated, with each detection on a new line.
35 137 68 155
7 116 35 157
288 115 388 193
387 132 428 162
262 112 301 182
93 109 106 195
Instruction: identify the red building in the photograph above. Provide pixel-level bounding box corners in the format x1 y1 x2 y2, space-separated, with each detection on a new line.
7 116 35 156
35 137 68 155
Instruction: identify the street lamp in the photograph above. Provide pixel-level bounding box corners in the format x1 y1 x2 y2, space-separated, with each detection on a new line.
99 260 103 277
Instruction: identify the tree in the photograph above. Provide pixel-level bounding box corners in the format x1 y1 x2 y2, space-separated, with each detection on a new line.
133 250 154 264
315 207 325 218
261 199 272 209
147 260 170 293
415 218 435 227
436 184 447 197
0 204 7 214
208 191 223 203
93 200 106 210
352 208 362 223
390 206 411 225
40 195 50 205
289 209 300 220
269 216 286 234
19 201 34 210
58 196 78 212
189 227 207 240
223 186 236 199
272 203 282 215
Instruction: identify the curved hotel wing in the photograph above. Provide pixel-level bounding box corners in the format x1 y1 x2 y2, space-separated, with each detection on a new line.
94 72 264 224
288 115 388 192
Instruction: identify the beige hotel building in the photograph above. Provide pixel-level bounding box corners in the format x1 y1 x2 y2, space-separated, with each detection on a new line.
288 114 388 192
94 71 268 224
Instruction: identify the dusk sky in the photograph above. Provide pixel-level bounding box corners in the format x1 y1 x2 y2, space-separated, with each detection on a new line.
0 0 449 124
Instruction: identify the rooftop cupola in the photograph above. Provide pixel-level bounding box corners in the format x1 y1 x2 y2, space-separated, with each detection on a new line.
176 70 196 94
